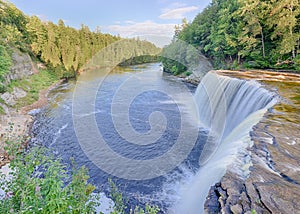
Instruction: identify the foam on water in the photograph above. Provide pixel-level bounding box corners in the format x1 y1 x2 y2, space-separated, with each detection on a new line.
174 71 277 213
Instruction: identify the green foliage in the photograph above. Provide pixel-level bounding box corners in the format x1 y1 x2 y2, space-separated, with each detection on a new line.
0 0 161 82
8 69 58 108
163 0 300 71
82 38 161 72
160 40 201 75
0 144 97 213
251 209 257 214
294 55 300 70
183 71 192 76
0 44 12 83
0 130 159 214
109 178 127 214
108 178 160 214
133 205 160 214
0 105 5 115
120 55 159 66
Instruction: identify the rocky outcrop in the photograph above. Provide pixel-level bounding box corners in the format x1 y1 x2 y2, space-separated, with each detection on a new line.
204 71 300 214
4 48 34 85
185 55 213 84
0 48 35 167
1 87 27 106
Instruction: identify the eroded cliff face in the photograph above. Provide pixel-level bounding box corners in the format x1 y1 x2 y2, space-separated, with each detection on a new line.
1 48 35 110
4 48 35 85
204 71 300 214
0 48 35 167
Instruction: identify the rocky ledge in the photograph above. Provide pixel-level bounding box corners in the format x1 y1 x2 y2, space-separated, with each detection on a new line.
204 71 300 213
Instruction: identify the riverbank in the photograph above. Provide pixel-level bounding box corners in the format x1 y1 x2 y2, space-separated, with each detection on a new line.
0 79 64 168
2 64 300 213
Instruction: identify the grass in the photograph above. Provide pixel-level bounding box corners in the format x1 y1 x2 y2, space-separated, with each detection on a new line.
292 96 300 101
7 69 59 108
0 95 6 115
0 105 5 115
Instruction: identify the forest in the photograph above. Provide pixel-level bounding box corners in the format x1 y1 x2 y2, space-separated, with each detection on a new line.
0 1 161 212
0 0 160 88
162 0 300 74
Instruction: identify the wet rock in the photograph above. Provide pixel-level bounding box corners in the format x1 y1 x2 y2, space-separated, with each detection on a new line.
204 70 300 214
230 204 243 214
204 183 222 214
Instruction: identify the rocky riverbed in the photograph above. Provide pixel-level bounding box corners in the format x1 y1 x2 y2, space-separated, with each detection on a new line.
204 70 300 214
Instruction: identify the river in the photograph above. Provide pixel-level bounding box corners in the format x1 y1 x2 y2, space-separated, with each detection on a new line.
29 63 279 213
30 63 206 212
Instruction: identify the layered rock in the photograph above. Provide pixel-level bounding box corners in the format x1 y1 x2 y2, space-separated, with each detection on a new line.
4 48 35 85
204 71 300 214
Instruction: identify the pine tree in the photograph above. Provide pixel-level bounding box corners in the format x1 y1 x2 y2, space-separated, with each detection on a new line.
26 16 47 56
268 0 300 59
237 0 271 59
42 22 61 67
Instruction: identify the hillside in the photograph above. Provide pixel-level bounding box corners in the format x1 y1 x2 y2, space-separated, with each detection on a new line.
162 0 300 75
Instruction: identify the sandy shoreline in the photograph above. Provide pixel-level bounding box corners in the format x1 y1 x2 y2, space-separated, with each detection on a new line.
0 80 64 168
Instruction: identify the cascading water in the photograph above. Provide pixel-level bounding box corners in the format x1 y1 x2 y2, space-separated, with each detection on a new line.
175 71 277 213
30 64 277 213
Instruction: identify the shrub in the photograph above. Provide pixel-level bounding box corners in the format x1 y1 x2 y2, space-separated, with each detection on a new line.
108 178 160 214
0 140 160 214
0 45 12 83
0 143 97 213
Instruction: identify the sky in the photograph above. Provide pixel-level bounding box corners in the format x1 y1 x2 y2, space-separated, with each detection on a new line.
9 0 211 47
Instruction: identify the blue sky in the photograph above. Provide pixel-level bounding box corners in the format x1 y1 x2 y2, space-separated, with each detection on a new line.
9 0 211 46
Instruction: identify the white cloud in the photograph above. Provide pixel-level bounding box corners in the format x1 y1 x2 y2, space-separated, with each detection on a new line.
159 6 198 20
164 2 187 10
124 20 136 24
107 21 175 47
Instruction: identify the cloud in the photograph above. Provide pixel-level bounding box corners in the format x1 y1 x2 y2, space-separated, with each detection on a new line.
107 21 175 47
159 6 198 20
107 20 175 38
124 20 136 24
163 2 187 10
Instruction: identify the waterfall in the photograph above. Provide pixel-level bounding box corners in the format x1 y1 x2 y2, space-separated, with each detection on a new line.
174 71 276 213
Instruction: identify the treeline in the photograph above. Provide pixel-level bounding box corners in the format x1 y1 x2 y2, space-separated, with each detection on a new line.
0 0 160 82
83 38 161 70
162 0 300 74
26 18 119 78
119 55 159 66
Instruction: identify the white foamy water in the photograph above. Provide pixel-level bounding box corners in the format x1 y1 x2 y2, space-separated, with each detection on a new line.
174 71 277 213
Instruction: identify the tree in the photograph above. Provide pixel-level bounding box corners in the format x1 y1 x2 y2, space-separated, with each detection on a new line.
42 22 61 67
238 0 272 59
268 0 300 59
26 16 47 56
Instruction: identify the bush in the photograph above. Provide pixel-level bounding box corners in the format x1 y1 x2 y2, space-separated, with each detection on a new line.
109 178 160 214
294 55 300 70
0 45 12 83
0 140 160 214
0 83 7 93
0 143 97 213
